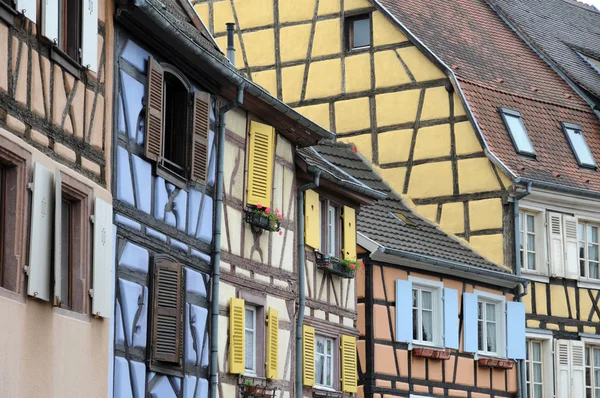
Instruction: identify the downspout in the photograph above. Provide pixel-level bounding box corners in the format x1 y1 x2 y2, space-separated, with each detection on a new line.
513 182 532 398
296 171 321 398
210 23 244 398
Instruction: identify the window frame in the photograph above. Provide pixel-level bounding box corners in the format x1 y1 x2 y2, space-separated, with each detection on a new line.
519 210 544 273
408 276 443 348
526 332 553 398
474 290 506 358
578 220 600 280
244 304 257 375
345 13 372 52
499 108 536 157
561 122 597 169
314 334 335 391
320 198 342 258
584 343 600 398
239 292 266 378
526 340 544 398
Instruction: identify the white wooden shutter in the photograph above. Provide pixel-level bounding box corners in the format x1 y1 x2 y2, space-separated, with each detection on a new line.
53 170 63 306
15 0 37 21
27 163 54 301
463 292 478 353
563 215 579 280
548 212 565 277
395 280 412 343
443 288 459 350
555 339 571 398
571 340 585 398
81 0 98 72
41 0 59 44
92 197 114 318
505 301 526 359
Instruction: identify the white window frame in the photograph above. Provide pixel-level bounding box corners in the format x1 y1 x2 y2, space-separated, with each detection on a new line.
500 108 535 157
328 205 336 257
520 210 539 272
518 206 548 280
408 277 443 348
582 336 600 398
562 122 597 169
244 305 257 375
578 221 600 281
474 290 506 358
314 334 335 390
526 331 553 398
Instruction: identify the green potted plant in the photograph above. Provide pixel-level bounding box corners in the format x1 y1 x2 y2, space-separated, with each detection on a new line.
244 204 283 233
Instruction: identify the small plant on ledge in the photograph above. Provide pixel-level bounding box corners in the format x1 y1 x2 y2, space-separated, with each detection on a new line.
244 204 283 233
314 252 362 279
239 379 276 398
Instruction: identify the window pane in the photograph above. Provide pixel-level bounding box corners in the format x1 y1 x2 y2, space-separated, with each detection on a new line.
590 226 599 243
487 321 497 352
590 263 599 280
315 354 324 385
486 303 496 321
325 355 332 387
527 215 535 233
478 319 484 351
527 233 536 252
566 128 596 167
245 309 254 329
580 223 586 240
61 200 71 307
528 252 536 270
244 329 254 370
421 290 432 310
326 339 332 355
533 384 543 398
478 302 483 320
422 310 433 342
316 337 324 354
504 113 534 154
352 18 370 48
533 363 542 382
532 342 541 361
595 349 600 367
589 244 599 262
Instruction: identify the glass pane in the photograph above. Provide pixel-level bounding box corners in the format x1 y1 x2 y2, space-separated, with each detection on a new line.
316 337 324 354
315 354 324 385
533 363 542 383
567 128 596 167
421 290 432 310
478 319 484 351
590 263 599 280
527 233 536 251
533 384 543 398
487 321 497 352
527 215 535 233
61 200 71 306
245 309 254 329
478 302 483 321
528 252 536 270
504 113 534 154
486 303 496 321
412 289 418 308
325 356 332 387
422 310 433 342
532 342 542 362
590 226 599 244
595 348 600 367
580 223 586 240
589 244 599 262
326 339 332 355
245 330 254 370
352 18 370 48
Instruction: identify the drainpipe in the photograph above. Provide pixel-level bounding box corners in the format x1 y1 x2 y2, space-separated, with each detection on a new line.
513 182 532 398
210 24 244 398
296 171 321 398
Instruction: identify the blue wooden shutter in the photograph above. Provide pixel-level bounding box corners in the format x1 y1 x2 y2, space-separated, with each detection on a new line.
506 301 526 359
463 292 478 353
443 288 459 350
395 280 412 343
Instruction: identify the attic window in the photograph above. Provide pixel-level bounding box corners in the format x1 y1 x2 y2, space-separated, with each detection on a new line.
578 52 600 74
562 122 597 169
391 212 415 227
346 14 371 51
500 108 535 157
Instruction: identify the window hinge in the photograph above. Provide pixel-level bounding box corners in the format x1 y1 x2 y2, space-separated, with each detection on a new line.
89 289 94 298
23 265 29 275
90 215 96 224
27 182 33 191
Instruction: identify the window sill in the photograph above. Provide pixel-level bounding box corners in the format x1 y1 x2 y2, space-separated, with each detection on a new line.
53 306 91 323
0 1 17 26
50 46 82 80
476 356 515 369
577 279 600 289
313 386 337 392
409 344 451 360
520 271 549 283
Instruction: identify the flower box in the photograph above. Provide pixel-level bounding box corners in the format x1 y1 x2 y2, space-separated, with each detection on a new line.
478 357 514 369
315 252 355 279
412 347 451 360
244 208 281 232
240 384 275 398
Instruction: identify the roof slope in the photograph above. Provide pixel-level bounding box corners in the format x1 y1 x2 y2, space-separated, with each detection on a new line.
378 0 600 193
490 0 600 100
314 142 509 273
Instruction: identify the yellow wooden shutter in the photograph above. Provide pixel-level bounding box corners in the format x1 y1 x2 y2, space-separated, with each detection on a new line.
343 206 356 260
266 307 279 379
340 335 357 393
229 298 245 374
302 325 315 386
304 190 320 249
246 121 275 207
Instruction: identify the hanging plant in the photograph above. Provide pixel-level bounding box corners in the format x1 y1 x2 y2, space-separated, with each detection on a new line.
244 204 283 233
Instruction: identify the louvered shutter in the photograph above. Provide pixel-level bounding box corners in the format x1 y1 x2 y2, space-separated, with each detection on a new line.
81 0 98 71
304 190 320 250
41 0 59 43
340 335 357 393
443 288 459 350
246 121 275 207
27 163 54 301
191 91 211 184
548 212 565 277
555 340 571 398
145 57 164 162
53 170 63 306
395 279 413 343
266 307 279 379
505 301 525 359
152 260 183 363
571 340 585 398
92 198 114 318
462 292 478 353
563 215 579 279
15 0 36 21
302 325 315 386
342 206 356 261
229 297 245 374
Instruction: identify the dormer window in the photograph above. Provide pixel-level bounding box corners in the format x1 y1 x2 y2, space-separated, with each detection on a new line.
500 108 535 157
562 122 597 169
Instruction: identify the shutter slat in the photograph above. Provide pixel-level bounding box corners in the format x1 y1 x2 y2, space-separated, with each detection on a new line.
340 335 357 393
246 121 275 206
229 298 245 374
152 260 182 363
191 91 211 184
145 57 164 162
343 206 356 261
304 190 320 250
266 307 279 379
302 325 315 386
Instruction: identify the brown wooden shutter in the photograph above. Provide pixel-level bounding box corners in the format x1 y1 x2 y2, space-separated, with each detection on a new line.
152 259 183 363
145 57 164 161
190 91 210 184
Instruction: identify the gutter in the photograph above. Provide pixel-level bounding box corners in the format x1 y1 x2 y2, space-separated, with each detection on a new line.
304 167 386 201
515 177 600 200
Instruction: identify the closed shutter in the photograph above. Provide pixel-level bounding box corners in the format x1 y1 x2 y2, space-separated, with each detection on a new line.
462 292 478 353
53 170 63 306
505 301 525 359
91 198 114 318
15 0 36 21
304 190 320 250
302 325 315 386
190 91 211 184
266 307 279 379
571 340 585 398
443 288 459 350
340 335 357 393
342 206 356 261
395 279 413 343
151 260 183 363
548 212 565 277
27 163 54 301
145 57 164 162
563 215 579 279
555 339 571 398
81 0 98 72
246 121 275 207
229 297 245 374
41 0 59 43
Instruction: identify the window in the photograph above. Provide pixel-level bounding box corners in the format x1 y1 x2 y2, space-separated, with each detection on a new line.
320 200 342 258
346 14 371 50
60 0 81 62
412 286 436 344
477 298 502 356
579 222 600 280
562 123 597 169
585 345 600 398
526 340 544 398
315 335 334 389
162 72 189 178
245 305 257 375
59 199 72 307
519 211 537 271
500 108 535 156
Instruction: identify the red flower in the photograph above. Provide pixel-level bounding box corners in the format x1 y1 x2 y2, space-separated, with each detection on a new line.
278 230 283 236
257 204 262 209
276 208 280 214
278 214 283 220
265 208 271 214
350 264 356 269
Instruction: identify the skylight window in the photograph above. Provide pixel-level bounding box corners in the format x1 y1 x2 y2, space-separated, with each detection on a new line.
500 108 535 156
562 122 597 169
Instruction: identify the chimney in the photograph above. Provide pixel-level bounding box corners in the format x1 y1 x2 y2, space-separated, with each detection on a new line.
226 23 236 66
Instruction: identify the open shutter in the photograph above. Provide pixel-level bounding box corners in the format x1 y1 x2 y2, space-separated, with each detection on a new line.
266 307 279 379
564 215 580 279
27 163 54 301
304 190 320 250
53 170 63 306
246 121 275 207
342 206 356 261
15 0 36 21
548 212 565 277
395 279 412 343
555 339 571 398
340 335 357 393
462 292 478 353
443 288 459 350
505 301 526 359
190 91 210 184
571 340 585 398
145 57 164 162
92 198 114 318
152 260 183 363
302 325 315 386
41 0 59 43
229 297 245 374
81 0 98 71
